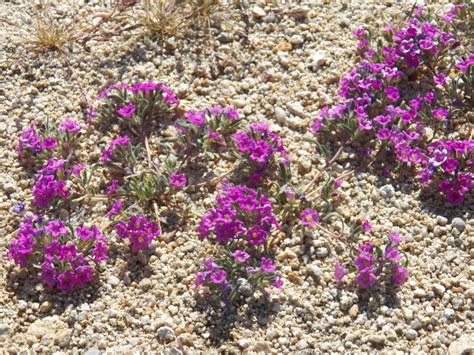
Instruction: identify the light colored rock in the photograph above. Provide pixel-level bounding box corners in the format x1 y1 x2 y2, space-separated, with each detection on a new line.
349 305 359 318
287 102 305 118
406 329 418 340
27 316 71 347
308 50 329 70
0 323 10 336
340 296 353 311
39 302 52 313
107 275 120 286
252 341 272 353
289 35 304 45
252 6 266 18
449 335 474 355
368 334 386 345
451 218 466 233
274 106 288 125
379 184 395 199
306 264 322 280
85 348 100 355
157 327 175 343
238 338 253 349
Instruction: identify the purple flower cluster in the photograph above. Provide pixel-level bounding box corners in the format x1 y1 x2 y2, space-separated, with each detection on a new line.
17 124 57 159
7 216 108 291
421 140 474 204
198 185 279 246
115 215 160 252
32 159 69 209
194 255 282 298
177 105 242 151
100 136 130 162
195 185 282 301
312 7 472 204
233 122 289 166
94 82 179 132
58 118 81 134
169 172 187 190
300 208 319 227
337 232 408 288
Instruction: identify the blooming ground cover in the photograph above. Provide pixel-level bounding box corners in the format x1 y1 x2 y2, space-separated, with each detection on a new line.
0 1 473 353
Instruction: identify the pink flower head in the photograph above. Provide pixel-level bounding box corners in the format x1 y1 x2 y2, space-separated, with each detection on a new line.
271 276 283 288
106 199 123 218
352 28 366 38
335 263 347 284
311 118 324 134
261 257 276 273
354 252 374 271
232 250 250 263
300 208 319 227
390 232 403 245
247 226 267 245
361 220 372 233
357 269 377 288
391 265 409 285
442 157 458 174
107 179 120 196
116 103 136 118
223 107 239 120
41 137 57 150
59 118 81 133
385 86 400 102
185 110 206 125
210 269 227 284
384 246 401 262
434 73 447 87
100 136 130 162
169 172 187 190
433 108 448 120
45 221 68 238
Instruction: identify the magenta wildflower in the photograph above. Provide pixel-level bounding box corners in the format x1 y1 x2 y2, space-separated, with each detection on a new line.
59 118 81 133
233 250 250 263
356 269 377 288
72 163 85 176
391 265 409 285
210 269 227 284
433 108 448 120
107 179 120 195
115 215 160 252
335 263 347 284
300 208 319 227
100 136 130 162
116 103 137 118
390 232 403 245
384 246 401 262
106 199 123 217
361 219 372 233
354 252 374 271
185 110 206 125
41 137 57 150
384 86 400 101
169 172 187 190
271 276 283 288
261 257 276 272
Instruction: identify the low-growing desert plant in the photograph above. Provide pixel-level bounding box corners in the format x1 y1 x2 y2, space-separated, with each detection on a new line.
310 3 473 204
195 184 283 303
7 216 108 291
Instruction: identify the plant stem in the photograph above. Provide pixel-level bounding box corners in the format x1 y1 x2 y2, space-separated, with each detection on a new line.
302 143 346 194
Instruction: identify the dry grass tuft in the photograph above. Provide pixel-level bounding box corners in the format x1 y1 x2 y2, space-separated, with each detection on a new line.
136 0 187 38
30 12 76 50
134 0 225 39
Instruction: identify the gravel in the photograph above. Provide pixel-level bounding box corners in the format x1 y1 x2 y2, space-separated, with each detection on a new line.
0 0 472 354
